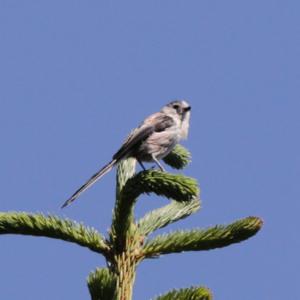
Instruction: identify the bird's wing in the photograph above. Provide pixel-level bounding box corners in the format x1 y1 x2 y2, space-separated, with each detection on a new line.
113 112 174 160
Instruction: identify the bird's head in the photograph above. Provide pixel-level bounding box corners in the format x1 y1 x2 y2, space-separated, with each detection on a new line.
162 100 191 139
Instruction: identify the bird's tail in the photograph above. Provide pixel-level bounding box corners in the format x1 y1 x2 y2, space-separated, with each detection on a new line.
61 159 117 208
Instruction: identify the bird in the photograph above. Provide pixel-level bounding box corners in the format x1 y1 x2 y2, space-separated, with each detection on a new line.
61 100 191 208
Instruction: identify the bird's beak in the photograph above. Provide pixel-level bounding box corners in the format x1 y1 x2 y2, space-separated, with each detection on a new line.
184 106 191 112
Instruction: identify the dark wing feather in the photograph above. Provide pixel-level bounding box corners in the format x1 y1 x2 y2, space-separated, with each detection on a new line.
153 114 174 132
113 113 174 160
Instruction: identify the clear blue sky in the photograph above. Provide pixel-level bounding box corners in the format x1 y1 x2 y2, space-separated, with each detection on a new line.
0 1 299 299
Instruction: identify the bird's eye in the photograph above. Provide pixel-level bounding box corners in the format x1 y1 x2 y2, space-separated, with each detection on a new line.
173 104 179 110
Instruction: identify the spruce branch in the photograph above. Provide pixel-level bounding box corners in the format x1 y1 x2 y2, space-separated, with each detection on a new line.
0 212 109 255
143 217 263 257
114 250 138 300
110 144 195 249
154 286 212 300
137 198 200 236
87 268 117 300
163 144 191 169
121 170 199 203
0 143 264 300
110 158 137 252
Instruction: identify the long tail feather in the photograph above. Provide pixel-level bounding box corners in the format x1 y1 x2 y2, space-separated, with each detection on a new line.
61 159 117 208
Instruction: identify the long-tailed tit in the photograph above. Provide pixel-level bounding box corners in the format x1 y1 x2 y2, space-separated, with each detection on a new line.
61 100 191 208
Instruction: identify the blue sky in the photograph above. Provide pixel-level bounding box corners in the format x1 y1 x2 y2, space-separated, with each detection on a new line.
0 1 299 299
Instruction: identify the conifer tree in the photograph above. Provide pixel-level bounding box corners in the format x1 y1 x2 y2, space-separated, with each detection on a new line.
0 145 263 300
